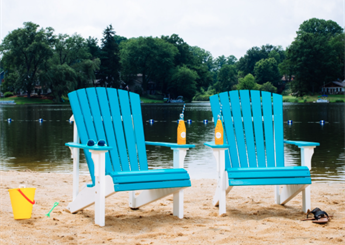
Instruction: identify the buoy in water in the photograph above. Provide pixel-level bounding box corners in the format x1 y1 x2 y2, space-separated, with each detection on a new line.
320 120 325 125
287 120 293 125
187 119 192 124
7 118 12 122
149 119 154 124
203 119 208 124
38 118 43 123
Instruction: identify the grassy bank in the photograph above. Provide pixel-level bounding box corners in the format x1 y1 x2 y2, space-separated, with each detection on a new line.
282 94 345 103
1 94 344 105
0 94 164 105
0 96 55 105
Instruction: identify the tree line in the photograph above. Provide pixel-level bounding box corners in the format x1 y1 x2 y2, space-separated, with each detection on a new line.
0 18 343 102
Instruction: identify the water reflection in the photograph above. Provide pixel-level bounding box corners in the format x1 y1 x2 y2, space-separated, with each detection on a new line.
0 102 344 182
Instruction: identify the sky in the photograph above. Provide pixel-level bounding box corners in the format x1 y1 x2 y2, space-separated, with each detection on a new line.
0 0 343 59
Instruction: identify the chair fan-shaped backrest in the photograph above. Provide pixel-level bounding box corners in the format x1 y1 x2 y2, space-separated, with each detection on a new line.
210 90 284 169
68 88 148 184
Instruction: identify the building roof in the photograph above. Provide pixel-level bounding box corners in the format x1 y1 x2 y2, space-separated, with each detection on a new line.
323 80 345 88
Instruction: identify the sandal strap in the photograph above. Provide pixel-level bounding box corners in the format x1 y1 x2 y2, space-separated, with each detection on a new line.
314 210 329 220
307 208 322 219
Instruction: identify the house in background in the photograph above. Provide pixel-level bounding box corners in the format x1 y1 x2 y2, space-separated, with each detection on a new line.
321 80 345 94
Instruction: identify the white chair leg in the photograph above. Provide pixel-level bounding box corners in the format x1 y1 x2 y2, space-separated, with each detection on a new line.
91 150 107 227
302 185 311 213
275 185 280 204
173 189 184 218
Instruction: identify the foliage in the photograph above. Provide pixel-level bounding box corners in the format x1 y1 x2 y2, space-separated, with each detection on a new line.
237 44 285 76
43 64 77 102
0 22 54 97
86 37 101 59
98 25 121 87
329 33 345 79
254 58 281 86
193 86 216 101
120 36 178 92
114 35 128 45
168 65 198 101
296 18 343 38
288 33 342 95
260 82 277 93
4 91 14 97
161 34 193 67
213 64 237 92
189 46 214 89
235 74 260 90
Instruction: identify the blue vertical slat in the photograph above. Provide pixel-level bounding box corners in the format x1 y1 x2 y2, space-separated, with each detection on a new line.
251 91 266 168
262 92 275 167
210 94 221 122
69 90 95 184
273 93 284 167
210 94 232 169
129 92 148 170
118 90 139 171
108 89 130 171
219 92 240 168
96 88 123 172
85 88 113 174
229 91 248 168
239 90 257 168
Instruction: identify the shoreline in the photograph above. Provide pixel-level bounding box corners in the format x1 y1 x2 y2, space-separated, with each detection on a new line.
1 171 344 244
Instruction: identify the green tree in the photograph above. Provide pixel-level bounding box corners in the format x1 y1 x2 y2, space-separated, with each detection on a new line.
0 22 54 97
235 74 259 90
214 64 237 92
260 82 277 93
329 33 345 79
227 55 237 65
161 34 193 67
254 58 281 86
98 25 121 87
86 36 101 59
297 18 343 38
237 44 285 76
114 35 128 45
47 33 99 94
289 33 340 94
120 36 178 92
44 64 77 102
278 49 294 82
189 46 213 89
168 65 198 101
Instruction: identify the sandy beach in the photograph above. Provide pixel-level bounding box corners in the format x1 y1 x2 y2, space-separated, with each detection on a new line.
0 171 344 244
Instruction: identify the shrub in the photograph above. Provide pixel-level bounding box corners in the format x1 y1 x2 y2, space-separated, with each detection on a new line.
4 91 14 97
133 85 143 95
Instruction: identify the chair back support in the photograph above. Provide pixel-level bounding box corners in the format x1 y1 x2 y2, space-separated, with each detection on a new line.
68 88 148 184
209 90 284 169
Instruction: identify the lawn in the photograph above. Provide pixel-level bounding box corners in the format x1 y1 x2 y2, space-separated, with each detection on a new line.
0 96 55 105
282 94 345 103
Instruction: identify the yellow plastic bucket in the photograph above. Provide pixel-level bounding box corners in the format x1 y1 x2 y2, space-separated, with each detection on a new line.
8 185 36 219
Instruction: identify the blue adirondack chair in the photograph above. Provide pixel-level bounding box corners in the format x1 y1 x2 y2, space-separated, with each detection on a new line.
65 88 194 226
205 90 319 215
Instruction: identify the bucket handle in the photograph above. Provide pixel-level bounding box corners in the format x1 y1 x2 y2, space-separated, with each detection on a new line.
17 188 35 205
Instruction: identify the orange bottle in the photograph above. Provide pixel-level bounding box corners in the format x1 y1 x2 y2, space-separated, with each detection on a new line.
177 114 186 144
215 115 224 145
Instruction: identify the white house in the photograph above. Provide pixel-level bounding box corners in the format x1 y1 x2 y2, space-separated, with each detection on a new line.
321 80 345 94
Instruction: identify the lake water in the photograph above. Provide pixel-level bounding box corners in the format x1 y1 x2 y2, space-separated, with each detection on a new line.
0 103 344 182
